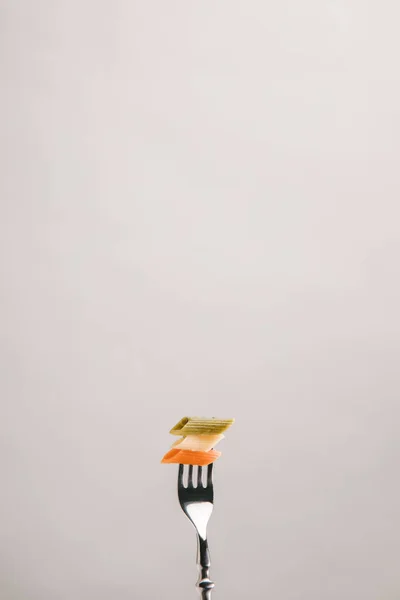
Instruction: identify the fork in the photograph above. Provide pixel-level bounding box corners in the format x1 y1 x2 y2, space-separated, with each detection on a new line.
178 463 215 599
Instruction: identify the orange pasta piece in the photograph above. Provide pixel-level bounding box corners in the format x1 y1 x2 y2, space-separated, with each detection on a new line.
161 448 221 466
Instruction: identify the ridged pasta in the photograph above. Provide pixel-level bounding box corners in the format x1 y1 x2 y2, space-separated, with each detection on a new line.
169 417 234 436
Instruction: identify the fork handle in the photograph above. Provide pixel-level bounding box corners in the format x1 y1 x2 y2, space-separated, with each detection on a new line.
196 535 214 599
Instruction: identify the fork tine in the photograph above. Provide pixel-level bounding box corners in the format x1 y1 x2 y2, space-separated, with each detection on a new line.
192 465 198 488
207 463 213 487
188 465 194 488
198 466 204 487
178 463 184 488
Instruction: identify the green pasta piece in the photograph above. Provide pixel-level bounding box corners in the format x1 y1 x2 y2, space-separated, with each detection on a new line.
169 416 235 436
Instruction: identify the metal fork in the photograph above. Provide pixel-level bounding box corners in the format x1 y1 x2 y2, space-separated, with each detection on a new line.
178 463 215 599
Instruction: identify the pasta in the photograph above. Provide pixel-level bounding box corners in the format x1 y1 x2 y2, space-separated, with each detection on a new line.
162 416 234 465
161 448 221 466
169 416 235 436
171 434 224 452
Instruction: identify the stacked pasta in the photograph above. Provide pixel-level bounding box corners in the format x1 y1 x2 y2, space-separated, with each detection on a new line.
161 416 234 466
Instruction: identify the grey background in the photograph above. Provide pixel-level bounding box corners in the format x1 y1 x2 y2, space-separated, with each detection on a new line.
1 1 400 599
